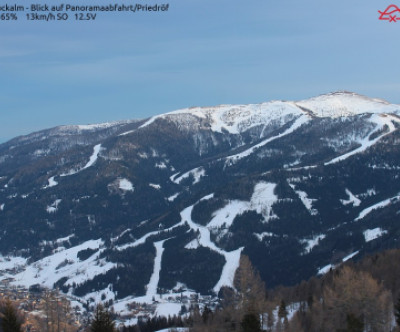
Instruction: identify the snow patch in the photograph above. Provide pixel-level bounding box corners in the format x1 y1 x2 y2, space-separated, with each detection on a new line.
167 193 180 202
134 240 168 303
155 162 167 169
342 251 359 262
300 234 326 253
250 182 278 221
149 183 161 190
213 247 244 293
224 115 309 166
253 232 275 241
363 228 387 242
83 144 102 169
0 255 27 271
140 100 306 135
207 183 278 229
178 202 245 293
0 204 4 211
288 183 318 215
355 194 400 221
359 188 376 198
184 239 200 250
6 239 116 289
61 144 103 176
155 303 183 318
325 114 399 165
46 199 62 213
208 200 249 229
317 264 333 275
340 189 361 207
119 178 134 191
297 92 400 118
83 285 115 304
171 167 206 185
111 229 131 243
43 176 58 189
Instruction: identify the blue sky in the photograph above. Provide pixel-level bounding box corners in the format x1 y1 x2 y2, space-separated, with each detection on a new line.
1 0 399 142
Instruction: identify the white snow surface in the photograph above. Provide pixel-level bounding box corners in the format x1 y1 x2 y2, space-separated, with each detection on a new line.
155 302 183 318
140 100 306 134
288 183 318 215
253 232 275 241
0 204 4 211
250 182 279 220
60 144 103 176
318 264 333 275
364 228 387 242
170 167 205 185
318 250 360 275
111 229 131 243
355 193 400 221
139 93 400 142
46 199 62 213
83 144 102 169
296 92 400 118
207 200 249 229
342 251 359 262
44 176 58 188
225 114 310 166
178 202 244 293
61 120 132 131
167 193 180 202
340 189 361 207
300 234 326 253
184 239 200 249
113 194 245 296
208 182 278 228
325 114 400 165
213 248 244 293
6 239 116 289
0 255 27 271
133 240 168 303
119 178 134 191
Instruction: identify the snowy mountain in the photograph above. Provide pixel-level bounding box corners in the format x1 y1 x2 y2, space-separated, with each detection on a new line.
1 91 400 316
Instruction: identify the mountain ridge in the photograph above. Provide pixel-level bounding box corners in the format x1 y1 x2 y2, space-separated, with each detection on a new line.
1 91 400 320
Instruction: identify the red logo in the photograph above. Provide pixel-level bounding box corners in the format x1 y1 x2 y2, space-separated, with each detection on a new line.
379 4 400 22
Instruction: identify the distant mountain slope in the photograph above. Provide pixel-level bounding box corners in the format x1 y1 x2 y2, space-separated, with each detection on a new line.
1 91 400 315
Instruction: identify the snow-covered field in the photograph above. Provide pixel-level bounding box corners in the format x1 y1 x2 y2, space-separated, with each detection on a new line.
4 239 115 290
224 115 309 166
61 144 103 176
288 183 318 215
119 178 134 191
355 193 400 221
364 228 387 242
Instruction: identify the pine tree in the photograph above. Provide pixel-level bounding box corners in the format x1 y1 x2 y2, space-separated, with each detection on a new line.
241 312 261 332
346 313 364 332
0 299 23 332
90 303 116 332
395 296 400 327
278 300 287 319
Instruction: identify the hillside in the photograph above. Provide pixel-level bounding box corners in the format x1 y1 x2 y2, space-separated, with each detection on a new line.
0 91 400 319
